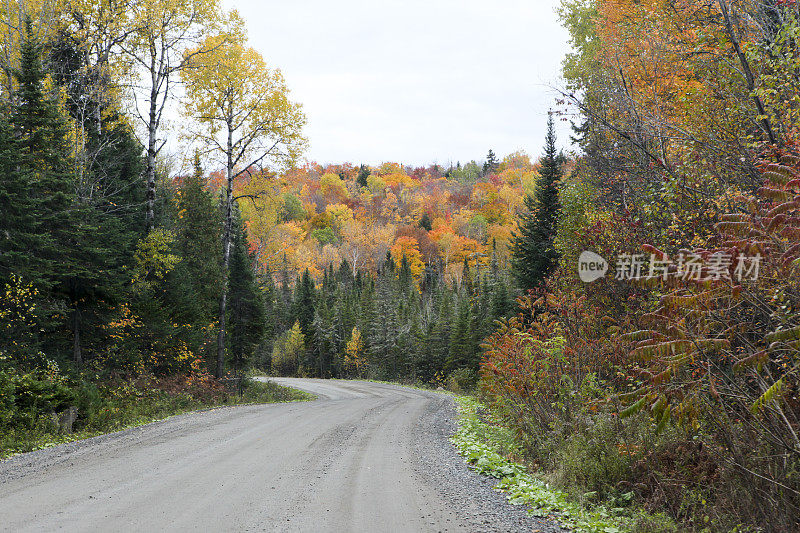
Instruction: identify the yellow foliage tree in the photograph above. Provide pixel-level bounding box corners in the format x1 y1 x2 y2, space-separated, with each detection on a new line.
272 321 304 376
319 172 349 201
343 326 365 377
182 29 307 377
391 236 424 282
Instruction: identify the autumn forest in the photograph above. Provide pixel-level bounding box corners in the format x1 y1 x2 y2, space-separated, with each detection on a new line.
2 0 800 531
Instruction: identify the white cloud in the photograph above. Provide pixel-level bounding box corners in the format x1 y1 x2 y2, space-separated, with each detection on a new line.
222 0 571 166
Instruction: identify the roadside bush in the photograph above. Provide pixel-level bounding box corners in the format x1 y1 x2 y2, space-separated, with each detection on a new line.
479 281 800 529
446 368 476 393
0 364 76 427
550 413 637 501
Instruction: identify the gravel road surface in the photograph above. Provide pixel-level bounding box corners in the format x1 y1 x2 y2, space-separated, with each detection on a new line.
0 378 562 532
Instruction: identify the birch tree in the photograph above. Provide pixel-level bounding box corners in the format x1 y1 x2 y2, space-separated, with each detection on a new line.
124 0 221 231
182 32 307 377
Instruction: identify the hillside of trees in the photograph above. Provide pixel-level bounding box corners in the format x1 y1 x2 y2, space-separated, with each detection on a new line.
216 148 548 381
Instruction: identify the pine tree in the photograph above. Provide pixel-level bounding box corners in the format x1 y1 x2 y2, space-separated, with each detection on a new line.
446 296 473 372
227 209 265 373
419 212 433 231
356 164 370 188
0 109 37 282
483 149 499 175
511 115 562 292
293 269 316 336
173 155 223 329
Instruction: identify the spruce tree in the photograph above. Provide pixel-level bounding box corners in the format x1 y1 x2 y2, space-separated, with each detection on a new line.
427 287 453 373
276 254 294 331
483 149 499 175
0 110 37 281
369 271 399 377
462 257 474 296
356 164 370 188
9 18 78 290
419 213 433 231
9 19 99 364
446 296 473 372
293 269 316 336
173 155 223 328
255 263 277 368
227 209 265 373
398 255 414 295
511 115 562 292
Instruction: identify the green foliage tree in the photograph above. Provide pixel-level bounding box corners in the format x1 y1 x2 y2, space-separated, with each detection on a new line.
356 164 370 188
227 209 265 374
446 296 473 372
10 20 76 288
280 193 305 222
511 115 562 292
0 109 36 284
419 212 433 231
483 149 499 175
271 321 304 376
293 269 316 336
171 155 223 337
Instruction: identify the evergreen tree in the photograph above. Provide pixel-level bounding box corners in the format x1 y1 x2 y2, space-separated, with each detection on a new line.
398 255 414 294
446 296 473 372
483 149 499 175
462 257 474 296
356 164 370 188
427 287 453 374
419 213 433 231
312 302 337 377
9 20 97 364
172 155 223 329
276 254 294 331
511 115 562 292
227 209 265 373
369 271 399 377
46 28 147 367
336 259 353 286
383 251 396 274
255 263 277 368
9 19 77 289
293 269 316 336
0 110 37 282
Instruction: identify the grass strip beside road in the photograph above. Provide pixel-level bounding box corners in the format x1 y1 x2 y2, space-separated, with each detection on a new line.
1 377 314 460
450 395 630 533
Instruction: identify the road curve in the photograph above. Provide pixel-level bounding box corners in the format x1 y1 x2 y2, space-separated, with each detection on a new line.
0 379 546 533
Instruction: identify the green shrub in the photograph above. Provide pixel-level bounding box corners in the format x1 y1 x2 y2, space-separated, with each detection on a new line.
446 368 476 393
550 414 637 500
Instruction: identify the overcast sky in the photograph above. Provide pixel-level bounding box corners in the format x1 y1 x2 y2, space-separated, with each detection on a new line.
220 0 571 167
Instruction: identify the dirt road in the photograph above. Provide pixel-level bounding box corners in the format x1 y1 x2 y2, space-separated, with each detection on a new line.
0 379 557 532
